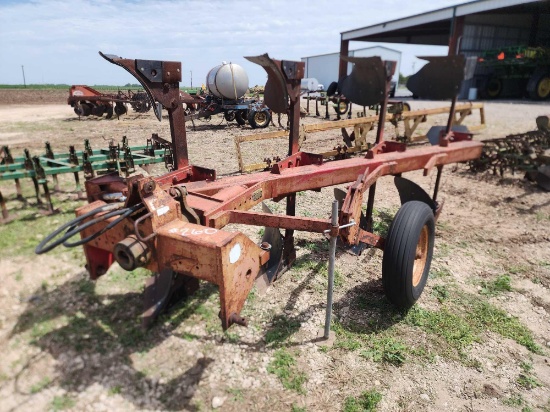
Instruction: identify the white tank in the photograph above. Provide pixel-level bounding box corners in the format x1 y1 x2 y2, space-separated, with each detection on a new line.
206 63 249 100
301 78 320 92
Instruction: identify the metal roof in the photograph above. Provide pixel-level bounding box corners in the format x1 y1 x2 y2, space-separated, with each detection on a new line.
341 0 548 45
302 45 401 60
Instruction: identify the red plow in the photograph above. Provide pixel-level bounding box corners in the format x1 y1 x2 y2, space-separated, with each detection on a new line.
38 51 482 334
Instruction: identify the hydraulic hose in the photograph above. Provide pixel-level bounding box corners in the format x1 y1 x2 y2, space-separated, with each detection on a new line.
62 203 144 248
35 202 124 255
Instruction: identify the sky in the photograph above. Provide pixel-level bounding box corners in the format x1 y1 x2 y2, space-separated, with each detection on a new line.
0 0 472 87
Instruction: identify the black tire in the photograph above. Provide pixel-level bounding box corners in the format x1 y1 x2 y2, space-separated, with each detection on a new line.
235 110 247 126
224 111 236 122
326 81 338 97
114 103 127 116
485 77 502 99
382 201 435 309
105 105 114 119
528 72 550 100
334 99 349 115
75 102 92 116
91 104 105 117
248 108 271 129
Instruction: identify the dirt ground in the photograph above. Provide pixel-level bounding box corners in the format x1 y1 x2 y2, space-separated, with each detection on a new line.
0 89 549 412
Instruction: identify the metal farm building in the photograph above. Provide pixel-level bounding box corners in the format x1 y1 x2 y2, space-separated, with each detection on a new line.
339 0 550 99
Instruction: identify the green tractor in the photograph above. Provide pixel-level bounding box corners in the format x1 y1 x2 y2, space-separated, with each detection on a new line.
477 46 550 100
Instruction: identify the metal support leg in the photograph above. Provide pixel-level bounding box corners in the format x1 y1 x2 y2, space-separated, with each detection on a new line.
0 189 9 220
53 174 60 192
15 178 24 201
433 165 443 203
325 97 329 120
323 200 339 338
41 181 57 215
282 193 297 269
364 182 377 232
74 172 86 199
32 177 42 205
315 97 320 117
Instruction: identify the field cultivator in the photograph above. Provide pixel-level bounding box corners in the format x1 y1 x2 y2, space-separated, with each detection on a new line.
0 137 171 222
36 51 482 334
68 85 153 118
469 129 550 190
235 102 485 173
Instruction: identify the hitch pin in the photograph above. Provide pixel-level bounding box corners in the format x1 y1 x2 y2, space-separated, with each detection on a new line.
323 219 356 234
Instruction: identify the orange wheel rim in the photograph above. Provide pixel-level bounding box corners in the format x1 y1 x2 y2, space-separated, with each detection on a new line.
412 225 429 286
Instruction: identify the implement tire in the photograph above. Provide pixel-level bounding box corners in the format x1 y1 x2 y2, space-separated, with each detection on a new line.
382 201 435 309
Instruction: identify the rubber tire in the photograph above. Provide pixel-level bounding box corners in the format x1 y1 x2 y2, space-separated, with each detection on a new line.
485 77 502 99
334 100 349 115
224 111 236 122
105 105 114 119
114 103 127 116
528 72 550 100
326 81 338 97
91 104 105 117
235 110 247 126
382 201 435 309
74 103 91 117
248 108 271 129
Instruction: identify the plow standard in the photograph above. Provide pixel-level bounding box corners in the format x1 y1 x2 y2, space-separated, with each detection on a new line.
37 51 482 332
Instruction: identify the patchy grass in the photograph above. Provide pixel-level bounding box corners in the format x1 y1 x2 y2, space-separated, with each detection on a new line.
517 361 541 389
333 322 408 365
333 282 542 368
50 395 76 411
432 284 450 303
30 376 52 393
108 385 122 396
360 336 407 365
227 388 244 402
102 267 150 292
479 274 512 296
267 349 307 394
404 306 478 354
343 389 382 412
465 299 542 354
372 208 395 237
430 267 452 279
0 198 85 259
502 392 526 407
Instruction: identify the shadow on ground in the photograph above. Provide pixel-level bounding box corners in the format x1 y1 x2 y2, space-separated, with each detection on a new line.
9 275 216 411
